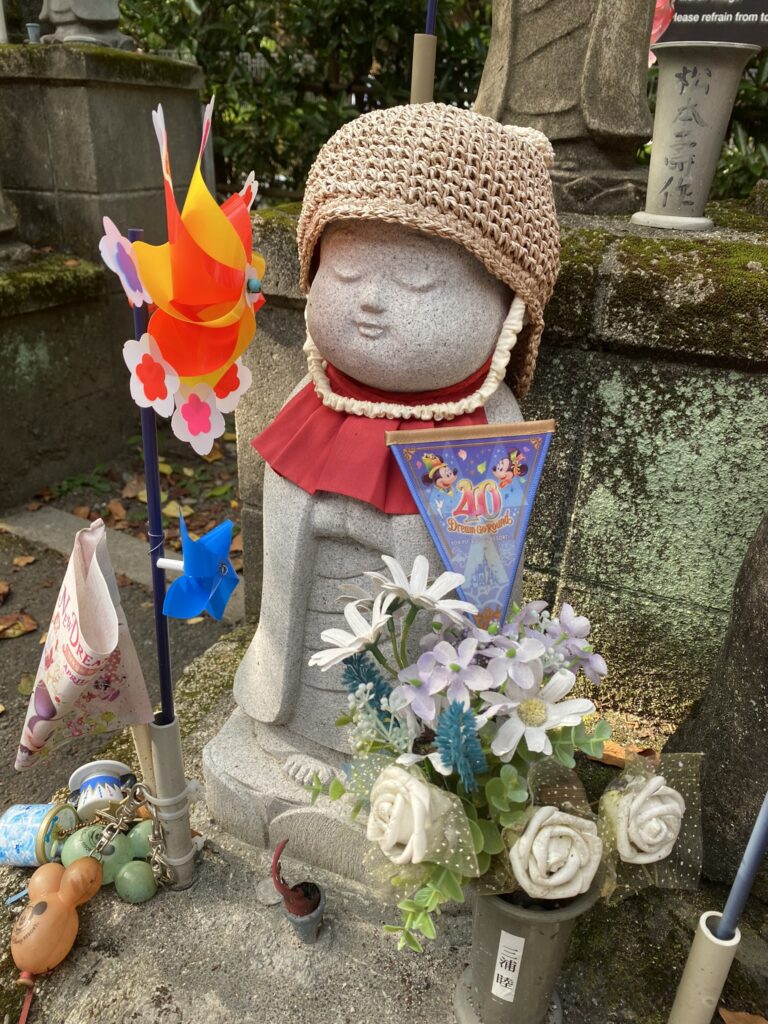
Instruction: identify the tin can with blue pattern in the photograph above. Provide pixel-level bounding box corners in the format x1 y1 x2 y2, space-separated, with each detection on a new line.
0 803 80 867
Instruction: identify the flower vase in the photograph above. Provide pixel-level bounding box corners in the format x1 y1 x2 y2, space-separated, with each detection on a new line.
631 41 760 232
453 885 601 1024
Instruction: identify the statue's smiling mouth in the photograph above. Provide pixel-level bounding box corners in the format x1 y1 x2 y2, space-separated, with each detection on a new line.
354 320 386 339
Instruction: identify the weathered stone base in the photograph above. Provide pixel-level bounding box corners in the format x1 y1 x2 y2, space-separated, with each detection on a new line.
202 708 374 883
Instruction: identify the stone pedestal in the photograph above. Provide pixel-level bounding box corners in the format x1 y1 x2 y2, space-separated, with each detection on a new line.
475 0 655 213
0 44 204 256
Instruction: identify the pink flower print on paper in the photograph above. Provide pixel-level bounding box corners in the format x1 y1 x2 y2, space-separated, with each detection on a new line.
649 0 674 65
213 358 253 413
123 334 179 418
171 384 226 456
99 216 152 307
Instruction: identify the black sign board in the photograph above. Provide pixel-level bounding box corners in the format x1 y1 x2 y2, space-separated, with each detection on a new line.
659 0 767 48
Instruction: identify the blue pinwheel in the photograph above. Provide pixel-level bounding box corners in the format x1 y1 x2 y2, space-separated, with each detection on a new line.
162 517 239 621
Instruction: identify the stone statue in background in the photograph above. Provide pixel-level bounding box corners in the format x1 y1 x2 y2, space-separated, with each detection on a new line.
204 104 560 878
475 0 655 213
40 0 133 48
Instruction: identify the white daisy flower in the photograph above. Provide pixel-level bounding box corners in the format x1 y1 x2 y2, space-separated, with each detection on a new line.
308 592 396 671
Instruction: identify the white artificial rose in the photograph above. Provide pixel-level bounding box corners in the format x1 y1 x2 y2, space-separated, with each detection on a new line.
367 765 449 866
604 774 685 865
509 806 603 900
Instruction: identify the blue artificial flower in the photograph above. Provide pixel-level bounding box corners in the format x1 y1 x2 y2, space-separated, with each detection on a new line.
435 701 488 792
163 516 239 621
341 653 391 709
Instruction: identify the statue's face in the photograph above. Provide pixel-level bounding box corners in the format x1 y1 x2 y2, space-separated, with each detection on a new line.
306 220 512 392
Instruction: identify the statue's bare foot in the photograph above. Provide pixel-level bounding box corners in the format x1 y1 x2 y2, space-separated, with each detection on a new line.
284 754 337 787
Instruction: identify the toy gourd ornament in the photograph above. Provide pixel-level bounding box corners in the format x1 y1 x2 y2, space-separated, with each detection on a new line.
11 857 102 985
225 105 559 838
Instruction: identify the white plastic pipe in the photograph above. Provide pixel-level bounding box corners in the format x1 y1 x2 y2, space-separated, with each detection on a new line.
667 911 741 1024
156 557 184 573
149 717 196 889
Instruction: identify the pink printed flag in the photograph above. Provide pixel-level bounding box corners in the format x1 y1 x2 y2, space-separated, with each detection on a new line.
16 519 153 770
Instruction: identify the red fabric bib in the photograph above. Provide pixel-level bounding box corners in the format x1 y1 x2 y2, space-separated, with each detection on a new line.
252 360 490 514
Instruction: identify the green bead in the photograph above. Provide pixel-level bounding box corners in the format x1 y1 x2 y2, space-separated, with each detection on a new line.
127 820 153 859
115 860 157 903
61 826 103 867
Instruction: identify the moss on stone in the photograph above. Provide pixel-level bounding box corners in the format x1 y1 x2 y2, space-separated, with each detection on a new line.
0 254 105 318
706 198 768 234
253 203 302 239
606 234 768 362
0 42 202 88
546 227 612 341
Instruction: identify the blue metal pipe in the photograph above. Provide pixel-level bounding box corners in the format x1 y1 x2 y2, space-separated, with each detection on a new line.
715 790 768 940
425 0 437 36
127 227 175 725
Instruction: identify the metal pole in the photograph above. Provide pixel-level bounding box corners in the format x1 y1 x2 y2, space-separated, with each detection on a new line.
127 227 175 725
715 790 768 940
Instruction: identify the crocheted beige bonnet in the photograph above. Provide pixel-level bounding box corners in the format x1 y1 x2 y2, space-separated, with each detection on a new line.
297 102 560 399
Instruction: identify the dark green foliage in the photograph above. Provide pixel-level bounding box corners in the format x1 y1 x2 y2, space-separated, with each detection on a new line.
119 0 491 196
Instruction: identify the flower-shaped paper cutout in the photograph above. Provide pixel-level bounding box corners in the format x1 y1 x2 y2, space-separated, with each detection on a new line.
163 516 239 621
213 358 253 413
123 334 179 418
171 384 225 456
99 217 152 307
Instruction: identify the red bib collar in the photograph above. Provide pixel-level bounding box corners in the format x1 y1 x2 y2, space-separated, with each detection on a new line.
252 360 490 514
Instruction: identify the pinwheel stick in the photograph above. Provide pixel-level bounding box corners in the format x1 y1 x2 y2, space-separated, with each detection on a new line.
156 558 184 573
128 227 175 726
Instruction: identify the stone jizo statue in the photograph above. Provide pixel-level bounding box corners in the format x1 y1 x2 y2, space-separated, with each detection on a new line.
40 0 133 47
205 104 561 875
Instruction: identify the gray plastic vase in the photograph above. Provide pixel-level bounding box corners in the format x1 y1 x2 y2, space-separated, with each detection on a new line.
453 884 601 1024
632 41 760 232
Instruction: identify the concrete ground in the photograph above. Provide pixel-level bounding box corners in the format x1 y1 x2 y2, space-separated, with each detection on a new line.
0 523 765 1024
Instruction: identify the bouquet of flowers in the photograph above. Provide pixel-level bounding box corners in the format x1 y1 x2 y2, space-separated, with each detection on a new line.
308 555 692 952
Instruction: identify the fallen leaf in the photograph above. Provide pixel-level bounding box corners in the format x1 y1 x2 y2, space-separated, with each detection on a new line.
17 672 35 695
73 506 91 519
26 502 41 512
158 462 173 476
107 498 126 520
0 612 37 638
121 475 145 499
13 555 36 568
0 703 5 716
64 258 80 267
185 616 205 624
162 500 195 519
223 431 237 442
137 489 168 505
231 556 243 572
34 486 53 502
230 499 239 509
0 580 9 604
719 1011 768 1024
201 443 223 463
38 631 48 645
116 573 132 588
182 467 195 478
230 534 244 553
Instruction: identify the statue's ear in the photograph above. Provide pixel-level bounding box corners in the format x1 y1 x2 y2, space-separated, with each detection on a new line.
503 126 555 169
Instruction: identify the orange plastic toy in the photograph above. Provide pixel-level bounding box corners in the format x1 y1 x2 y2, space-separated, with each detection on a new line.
11 857 103 986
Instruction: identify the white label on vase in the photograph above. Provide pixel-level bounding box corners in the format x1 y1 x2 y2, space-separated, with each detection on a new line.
491 929 526 1002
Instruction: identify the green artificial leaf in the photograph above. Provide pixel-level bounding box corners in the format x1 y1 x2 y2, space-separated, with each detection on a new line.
416 913 436 940
498 809 526 829
335 713 353 727
350 799 363 820
328 777 346 801
468 819 484 854
397 898 421 913
401 930 424 953
476 851 491 875
477 819 505 855
382 924 402 933
434 868 465 903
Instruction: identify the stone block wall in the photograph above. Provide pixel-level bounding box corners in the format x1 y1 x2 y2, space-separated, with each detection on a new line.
0 45 204 255
236 203 768 727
